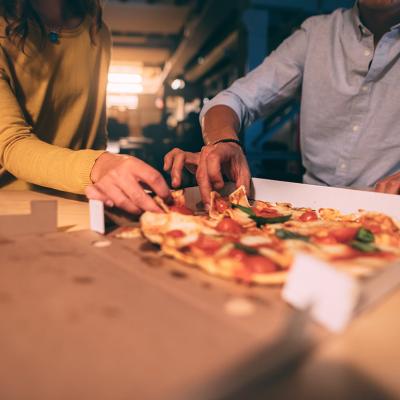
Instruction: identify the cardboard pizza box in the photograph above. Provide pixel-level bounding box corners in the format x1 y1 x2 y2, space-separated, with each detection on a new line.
0 200 57 237
90 178 400 333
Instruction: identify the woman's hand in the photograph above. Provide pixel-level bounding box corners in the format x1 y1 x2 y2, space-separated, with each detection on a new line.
86 152 170 214
164 142 251 204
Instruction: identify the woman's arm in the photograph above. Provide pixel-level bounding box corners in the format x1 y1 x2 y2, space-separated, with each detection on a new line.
0 63 105 194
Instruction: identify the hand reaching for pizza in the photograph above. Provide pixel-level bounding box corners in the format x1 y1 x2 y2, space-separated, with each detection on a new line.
86 152 171 214
163 149 200 187
375 171 400 195
164 142 251 204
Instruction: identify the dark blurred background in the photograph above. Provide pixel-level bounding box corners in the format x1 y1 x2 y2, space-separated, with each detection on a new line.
104 0 354 185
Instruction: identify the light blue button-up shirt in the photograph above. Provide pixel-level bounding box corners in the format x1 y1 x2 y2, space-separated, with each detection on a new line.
200 4 400 188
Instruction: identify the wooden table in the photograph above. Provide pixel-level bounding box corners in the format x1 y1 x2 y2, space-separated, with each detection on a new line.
0 190 399 400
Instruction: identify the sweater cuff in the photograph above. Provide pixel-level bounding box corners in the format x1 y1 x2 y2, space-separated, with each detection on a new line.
76 150 106 192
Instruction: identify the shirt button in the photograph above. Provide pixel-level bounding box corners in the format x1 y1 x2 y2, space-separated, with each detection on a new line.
364 49 371 57
340 163 347 170
362 85 368 92
352 125 360 132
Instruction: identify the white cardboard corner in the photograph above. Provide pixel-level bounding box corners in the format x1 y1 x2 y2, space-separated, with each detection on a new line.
89 199 105 234
282 253 361 333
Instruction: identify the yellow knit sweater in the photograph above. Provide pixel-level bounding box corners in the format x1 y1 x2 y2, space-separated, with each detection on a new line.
0 16 111 194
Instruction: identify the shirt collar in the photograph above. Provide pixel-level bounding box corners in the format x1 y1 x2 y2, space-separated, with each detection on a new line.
351 1 400 40
351 1 372 41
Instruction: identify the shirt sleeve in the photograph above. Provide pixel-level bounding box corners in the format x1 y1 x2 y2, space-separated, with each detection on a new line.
200 17 314 130
0 49 105 195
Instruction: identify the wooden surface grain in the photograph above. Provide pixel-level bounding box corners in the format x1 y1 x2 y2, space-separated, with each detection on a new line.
0 190 399 400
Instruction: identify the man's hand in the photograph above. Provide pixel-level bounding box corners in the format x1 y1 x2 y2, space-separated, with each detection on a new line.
163 149 200 188
85 152 170 214
164 143 251 204
375 171 400 194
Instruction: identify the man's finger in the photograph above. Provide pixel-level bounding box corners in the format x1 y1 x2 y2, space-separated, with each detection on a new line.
170 152 186 188
196 151 212 204
385 180 400 195
163 148 179 171
236 168 252 195
375 180 388 193
206 152 225 190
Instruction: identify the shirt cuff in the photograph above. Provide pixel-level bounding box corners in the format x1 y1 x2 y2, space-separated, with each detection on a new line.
199 91 246 131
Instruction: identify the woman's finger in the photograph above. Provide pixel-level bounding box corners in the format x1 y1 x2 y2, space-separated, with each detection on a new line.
85 184 114 207
96 179 141 214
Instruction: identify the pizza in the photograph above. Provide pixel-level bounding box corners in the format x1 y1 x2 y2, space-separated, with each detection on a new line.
138 186 400 285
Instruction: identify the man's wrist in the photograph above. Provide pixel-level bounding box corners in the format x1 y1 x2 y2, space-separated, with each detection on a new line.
211 138 243 149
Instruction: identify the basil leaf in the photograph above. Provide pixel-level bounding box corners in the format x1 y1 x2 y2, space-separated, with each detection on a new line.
233 243 259 255
231 203 255 216
231 204 292 225
250 214 292 226
356 228 374 243
275 229 310 242
350 240 379 253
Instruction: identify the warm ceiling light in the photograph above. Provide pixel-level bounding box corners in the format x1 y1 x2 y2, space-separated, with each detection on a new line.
107 82 144 94
108 72 143 84
107 65 143 110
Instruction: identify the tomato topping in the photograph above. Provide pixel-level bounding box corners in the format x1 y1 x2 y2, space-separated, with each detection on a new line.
229 249 248 262
330 227 359 243
190 235 221 255
246 255 278 273
312 235 338 245
215 198 229 213
253 207 280 218
299 210 318 222
169 205 194 215
216 218 244 235
166 230 185 238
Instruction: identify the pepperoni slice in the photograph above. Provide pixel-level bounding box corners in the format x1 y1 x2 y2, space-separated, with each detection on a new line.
233 255 278 283
216 218 244 235
299 210 318 222
229 249 248 262
312 235 338 245
166 230 185 238
330 227 359 243
190 235 221 255
169 205 194 215
246 255 278 273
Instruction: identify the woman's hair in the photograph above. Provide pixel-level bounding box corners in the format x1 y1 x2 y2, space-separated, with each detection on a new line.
1 0 103 49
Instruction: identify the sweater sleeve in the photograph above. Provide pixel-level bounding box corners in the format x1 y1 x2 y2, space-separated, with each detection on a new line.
0 49 105 194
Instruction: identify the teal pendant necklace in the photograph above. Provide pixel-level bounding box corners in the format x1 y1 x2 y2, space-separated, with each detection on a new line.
45 23 61 44
48 30 60 44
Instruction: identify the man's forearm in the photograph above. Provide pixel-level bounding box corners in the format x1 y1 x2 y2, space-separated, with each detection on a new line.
201 105 241 145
